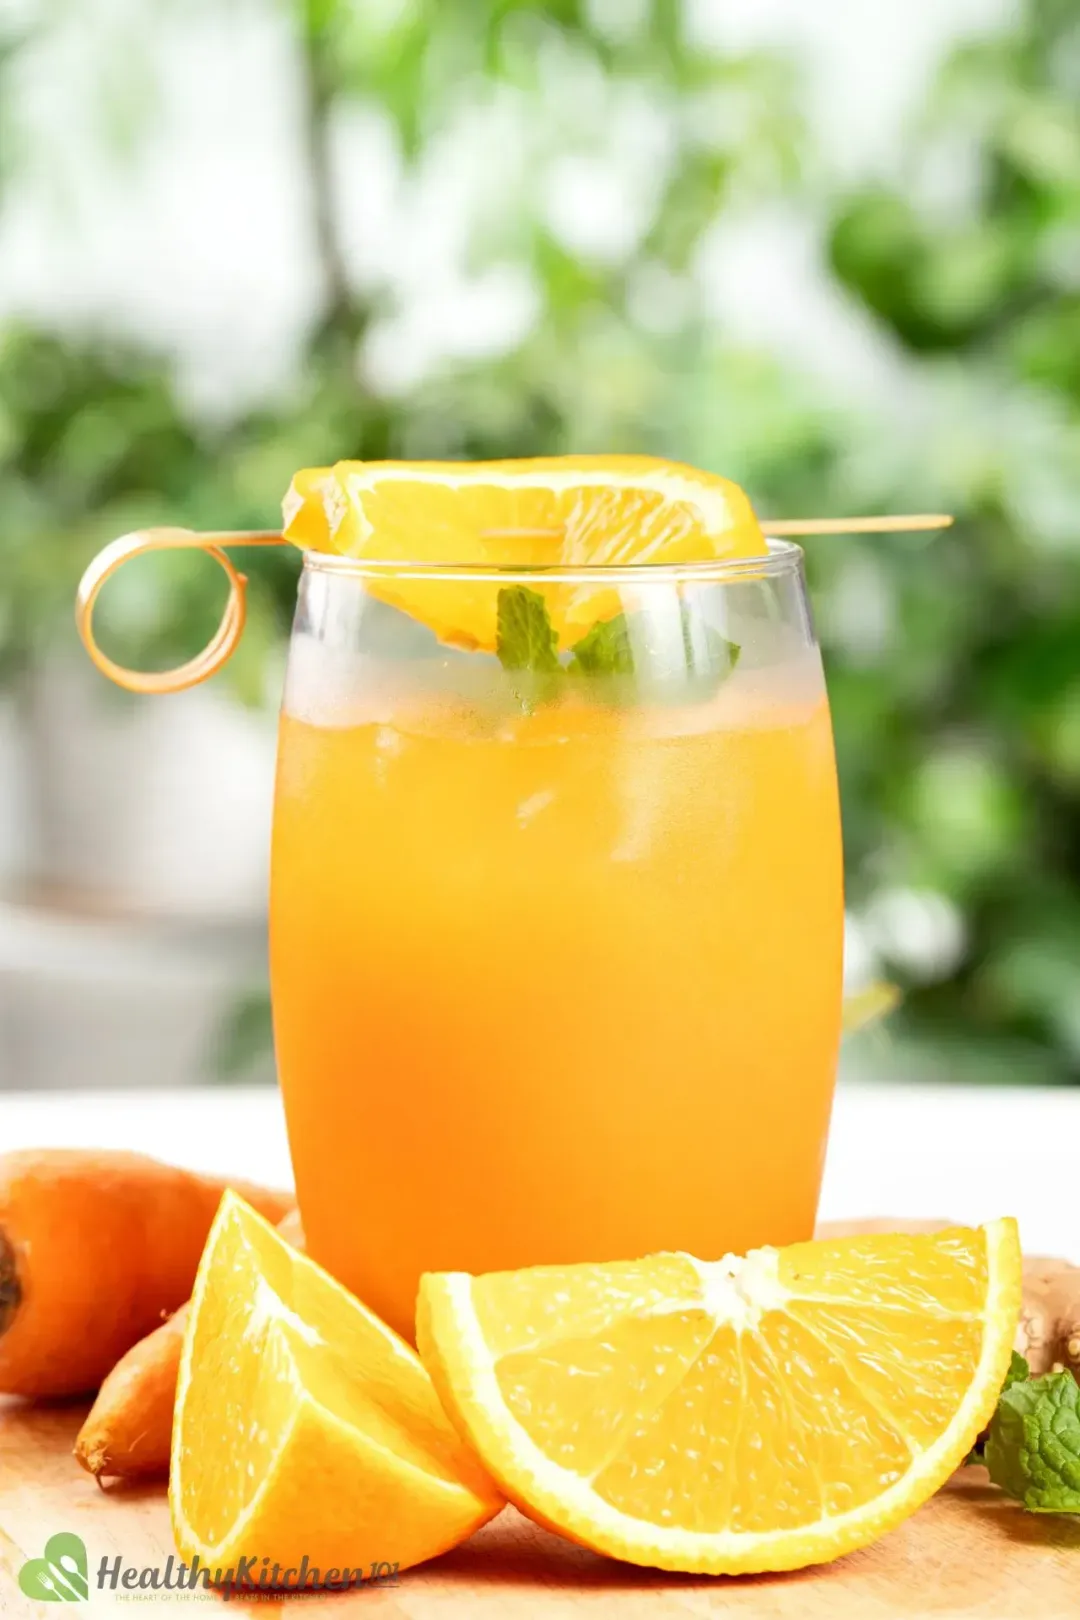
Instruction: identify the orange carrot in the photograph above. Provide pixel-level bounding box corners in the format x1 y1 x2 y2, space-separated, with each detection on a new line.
74 1209 304 1481
0 1150 293 1398
76 1306 189 1481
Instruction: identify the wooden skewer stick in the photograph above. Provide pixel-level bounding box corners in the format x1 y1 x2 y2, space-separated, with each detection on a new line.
150 517 957 546
762 514 953 536
215 516 957 543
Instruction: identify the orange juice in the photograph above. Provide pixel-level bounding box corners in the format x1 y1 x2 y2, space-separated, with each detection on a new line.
271 651 843 1339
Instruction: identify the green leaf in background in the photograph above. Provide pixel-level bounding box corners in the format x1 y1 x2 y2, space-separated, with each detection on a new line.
841 982 900 1036
984 1365 1080 1512
214 988 274 1082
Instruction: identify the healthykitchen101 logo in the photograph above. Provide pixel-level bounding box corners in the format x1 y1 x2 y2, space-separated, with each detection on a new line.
16 1531 401 1603
18 1533 88 1602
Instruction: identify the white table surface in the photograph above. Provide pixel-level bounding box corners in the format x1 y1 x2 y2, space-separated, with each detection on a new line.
0 1080 1075 1259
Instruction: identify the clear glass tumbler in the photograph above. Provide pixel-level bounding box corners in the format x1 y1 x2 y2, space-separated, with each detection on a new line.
269 543 843 1339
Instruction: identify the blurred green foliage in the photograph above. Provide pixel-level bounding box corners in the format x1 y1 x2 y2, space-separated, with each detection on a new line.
1 0 1078 1083
822 0 1080 1083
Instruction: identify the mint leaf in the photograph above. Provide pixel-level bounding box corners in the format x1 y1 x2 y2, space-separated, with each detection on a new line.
984 1366 1080 1513
495 590 740 710
567 614 635 676
967 1352 1030 1463
1003 1350 1032 1393
568 605 739 694
496 586 560 674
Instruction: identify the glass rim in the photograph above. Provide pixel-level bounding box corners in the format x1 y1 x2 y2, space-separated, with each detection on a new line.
300 536 804 587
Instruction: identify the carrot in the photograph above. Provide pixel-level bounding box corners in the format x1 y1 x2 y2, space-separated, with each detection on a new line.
74 1209 304 1481
0 1150 293 1398
75 1306 189 1482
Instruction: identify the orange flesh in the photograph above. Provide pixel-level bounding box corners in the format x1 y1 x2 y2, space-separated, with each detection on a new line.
171 1197 501 1575
414 1224 1021 1567
481 1237 989 1529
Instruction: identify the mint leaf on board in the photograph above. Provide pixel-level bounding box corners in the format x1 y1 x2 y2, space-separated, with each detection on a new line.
983 1365 1080 1513
496 586 560 673
967 1352 1030 1464
1002 1350 1033 1394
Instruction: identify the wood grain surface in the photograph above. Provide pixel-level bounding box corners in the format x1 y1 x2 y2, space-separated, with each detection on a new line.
1 1398 1077 1618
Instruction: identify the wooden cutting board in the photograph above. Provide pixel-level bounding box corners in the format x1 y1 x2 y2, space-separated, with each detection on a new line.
1 1399 1078 1617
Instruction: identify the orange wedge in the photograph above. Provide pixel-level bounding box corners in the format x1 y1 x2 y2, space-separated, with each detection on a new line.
171 1194 502 1582
282 455 764 651
417 1221 1021 1574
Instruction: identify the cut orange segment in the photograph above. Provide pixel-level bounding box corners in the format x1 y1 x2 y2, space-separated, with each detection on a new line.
171 1194 502 1582
282 455 764 651
417 1221 1021 1574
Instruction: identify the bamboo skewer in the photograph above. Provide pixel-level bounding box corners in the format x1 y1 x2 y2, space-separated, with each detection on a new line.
763 514 953 535
217 515 957 539
75 513 955 696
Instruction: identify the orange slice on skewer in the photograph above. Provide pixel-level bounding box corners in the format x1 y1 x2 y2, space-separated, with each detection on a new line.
282 455 764 651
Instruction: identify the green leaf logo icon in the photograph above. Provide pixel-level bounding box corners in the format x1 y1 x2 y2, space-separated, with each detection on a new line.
18 1532 88 1602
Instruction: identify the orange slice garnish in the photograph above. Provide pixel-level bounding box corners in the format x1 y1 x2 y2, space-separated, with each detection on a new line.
282 455 764 651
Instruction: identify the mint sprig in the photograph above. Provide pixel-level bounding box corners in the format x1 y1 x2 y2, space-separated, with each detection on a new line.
984 1363 1080 1513
969 1352 1080 1514
495 586 740 703
566 613 636 677
495 586 562 712
1001 1350 1032 1397
966 1351 1030 1465
496 586 560 674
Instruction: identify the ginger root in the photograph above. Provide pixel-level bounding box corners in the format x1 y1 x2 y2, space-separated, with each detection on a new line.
1016 1256 1080 1379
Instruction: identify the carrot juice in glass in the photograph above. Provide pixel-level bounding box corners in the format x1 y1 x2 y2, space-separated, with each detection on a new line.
268 461 844 1338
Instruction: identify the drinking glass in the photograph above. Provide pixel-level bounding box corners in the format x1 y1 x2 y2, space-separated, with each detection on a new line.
268 543 843 1338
